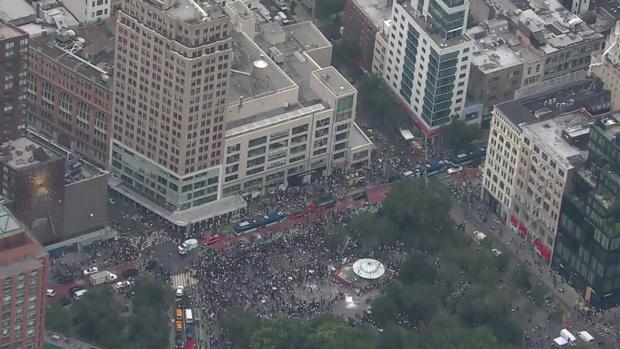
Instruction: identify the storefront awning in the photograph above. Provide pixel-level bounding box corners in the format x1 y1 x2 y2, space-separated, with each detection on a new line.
534 239 552 262
510 216 518 227
518 223 528 237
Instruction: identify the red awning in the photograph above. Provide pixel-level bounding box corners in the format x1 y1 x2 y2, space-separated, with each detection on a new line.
518 223 528 237
510 216 518 227
534 239 552 262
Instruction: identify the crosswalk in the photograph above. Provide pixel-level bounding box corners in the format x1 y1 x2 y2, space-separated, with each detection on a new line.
572 320 618 343
435 173 455 188
590 322 618 343
170 272 198 288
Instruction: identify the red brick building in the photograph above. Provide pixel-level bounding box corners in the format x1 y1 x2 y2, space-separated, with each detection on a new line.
0 205 49 349
342 0 392 70
0 21 28 144
27 22 114 169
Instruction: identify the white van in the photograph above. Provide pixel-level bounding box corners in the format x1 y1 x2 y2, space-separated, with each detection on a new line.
560 329 577 344
73 289 88 301
178 238 199 255
577 331 594 343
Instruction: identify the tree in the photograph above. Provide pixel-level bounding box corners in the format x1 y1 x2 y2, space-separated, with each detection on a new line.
531 284 546 306
357 75 408 128
494 253 509 271
250 318 307 349
381 178 454 250
332 40 361 67
132 276 172 311
315 0 346 20
512 264 532 290
400 254 438 285
440 117 481 150
290 0 298 13
324 224 347 252
46 303 73 335
223 307 262 349
73 287 125 344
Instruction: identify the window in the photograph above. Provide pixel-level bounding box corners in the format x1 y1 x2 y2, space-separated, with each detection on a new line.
249 136 267 148
292 124 308 135
335 95 354 122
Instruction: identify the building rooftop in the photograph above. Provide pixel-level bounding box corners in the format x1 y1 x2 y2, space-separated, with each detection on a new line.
0 137 63 170
399 0 470 48
228 31 296 106
496 78 611 126
253 21 330 103
513 2 603 53
0 205 22 238
0 21 26 40
352 0 393 29
0 0 35 23
522 109 592 169
40 5 79 29
0 133 106 183
312 67 356 96
467 20 528 73
29 21 114 90
595 112 620 141
165 0 226 21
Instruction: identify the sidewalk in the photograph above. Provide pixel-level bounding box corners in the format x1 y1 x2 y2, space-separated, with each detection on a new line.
450 204 582 311
45 333 99 349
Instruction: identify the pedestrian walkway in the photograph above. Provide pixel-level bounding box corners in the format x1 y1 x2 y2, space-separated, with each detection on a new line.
171 272 198 288
590 322 618 343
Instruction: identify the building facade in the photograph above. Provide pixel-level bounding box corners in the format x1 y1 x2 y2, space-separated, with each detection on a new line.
111 0 232 211
383 0 473 140
62 0 112 23
0 132 108 245
0 205 49 349
552 113 620 308
27 23 114 169
110 1 373 230
342 0 392 70
371 19 391 76
0 22 28 144
591 22 620 112
482 78 611 260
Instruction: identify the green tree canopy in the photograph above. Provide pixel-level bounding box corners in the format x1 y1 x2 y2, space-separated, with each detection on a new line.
440 117 481 150
316 0 346 19
46 303 73 335
72 287 125 343
357 75 408 128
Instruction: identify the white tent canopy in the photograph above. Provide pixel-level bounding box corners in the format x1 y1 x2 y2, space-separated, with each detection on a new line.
399 128 415 141
352 259 386 280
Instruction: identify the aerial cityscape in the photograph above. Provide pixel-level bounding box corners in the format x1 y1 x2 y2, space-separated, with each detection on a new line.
0 0 620 348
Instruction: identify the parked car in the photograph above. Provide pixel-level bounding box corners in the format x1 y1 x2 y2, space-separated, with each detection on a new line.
82 267 99 276
113 280 131 290
46 289 56 297
175 285 184 297
203 234 221 246
491 248 503 256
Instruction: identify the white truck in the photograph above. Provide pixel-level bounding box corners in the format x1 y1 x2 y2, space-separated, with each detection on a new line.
178 239 199 255
89 271 118 286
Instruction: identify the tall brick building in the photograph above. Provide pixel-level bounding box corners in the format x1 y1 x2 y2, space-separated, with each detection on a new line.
342 0 392 70
0 205 49 349
27 22 114 169
0 21 28 144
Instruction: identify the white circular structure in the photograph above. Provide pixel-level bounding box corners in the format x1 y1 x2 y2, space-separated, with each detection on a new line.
352 259 386 280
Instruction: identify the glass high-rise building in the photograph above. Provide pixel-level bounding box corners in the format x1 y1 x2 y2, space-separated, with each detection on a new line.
552 113 620 308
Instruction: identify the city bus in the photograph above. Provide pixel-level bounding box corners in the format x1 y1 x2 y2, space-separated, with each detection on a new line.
184 308 193 324
258 211 286 227
233 219 260 235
